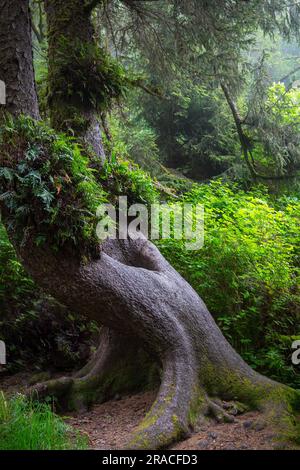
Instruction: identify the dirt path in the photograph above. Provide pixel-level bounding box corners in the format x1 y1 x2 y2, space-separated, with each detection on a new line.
0 372 282 450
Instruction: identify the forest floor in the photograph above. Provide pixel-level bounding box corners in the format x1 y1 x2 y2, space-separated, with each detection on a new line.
0 372 286 450
67 391 279 450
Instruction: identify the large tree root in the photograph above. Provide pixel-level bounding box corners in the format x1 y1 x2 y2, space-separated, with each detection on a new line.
27 327 159 412
27 347 300 449
5 235 300 449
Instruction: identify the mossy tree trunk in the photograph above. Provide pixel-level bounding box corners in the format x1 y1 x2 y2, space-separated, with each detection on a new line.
44 0 106 161
0 0 300 451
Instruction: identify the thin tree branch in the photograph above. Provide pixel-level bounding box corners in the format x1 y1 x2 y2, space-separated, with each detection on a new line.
130 78 165 99
221 81 299 181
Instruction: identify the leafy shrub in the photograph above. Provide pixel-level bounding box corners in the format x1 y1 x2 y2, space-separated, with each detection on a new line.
158 180 300 387
0 392 87 450
101 158 159 207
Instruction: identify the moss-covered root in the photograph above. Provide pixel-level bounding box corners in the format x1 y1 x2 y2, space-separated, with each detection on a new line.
212 367 300 447
126 392 189 450
25 363 155 413
126 395 206 450
26 371 130 413
127 411 188 451
26 376 74 402
126 384 300 450
207 368 300 448
126 352 200 450
125 384 240 450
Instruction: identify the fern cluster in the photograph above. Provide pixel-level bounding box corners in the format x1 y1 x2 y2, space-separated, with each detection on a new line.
49 39 129 112
101 158 159 206
0 116 106 255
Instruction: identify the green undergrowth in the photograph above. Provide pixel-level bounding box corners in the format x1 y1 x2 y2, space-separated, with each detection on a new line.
0 392 87 450
158 181 300 388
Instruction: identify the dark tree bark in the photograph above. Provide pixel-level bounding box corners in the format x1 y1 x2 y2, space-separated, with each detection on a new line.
0 0 39 119
0 0 300 451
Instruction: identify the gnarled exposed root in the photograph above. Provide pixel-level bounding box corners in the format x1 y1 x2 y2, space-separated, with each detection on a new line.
126 349 198 450
26 327 158 412
204 398 236 423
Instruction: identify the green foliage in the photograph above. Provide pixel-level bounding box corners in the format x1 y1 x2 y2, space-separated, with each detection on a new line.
158 180 300 387
49 39 129 112
131 85 238 179
0 115 106 255
101 157 159 206
108 108 161 175
0 223 34 306
0 392 87 450
0 116 159 255
248 82 300 176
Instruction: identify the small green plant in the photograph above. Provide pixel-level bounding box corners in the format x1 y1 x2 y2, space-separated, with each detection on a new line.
0 392 87 450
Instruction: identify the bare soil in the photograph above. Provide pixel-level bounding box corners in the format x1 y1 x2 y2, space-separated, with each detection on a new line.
0 372 283 450
67 391 278 450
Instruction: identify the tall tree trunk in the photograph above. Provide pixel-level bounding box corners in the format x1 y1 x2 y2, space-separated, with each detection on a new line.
0 0 39 119
44 0 105 161
0 0 300 451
